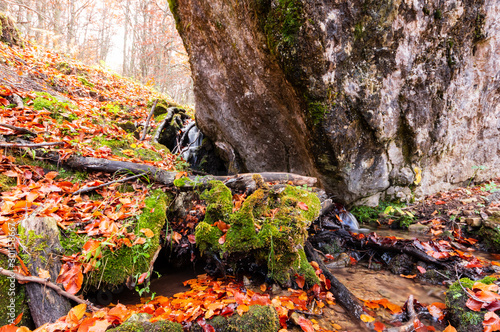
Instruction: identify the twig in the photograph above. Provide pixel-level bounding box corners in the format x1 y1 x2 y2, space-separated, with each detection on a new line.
387 295 417 332
140 99 158 141
72 172 148 196
455 267 488 303
0 124 37 136
0 141 64 148
0 268 98 311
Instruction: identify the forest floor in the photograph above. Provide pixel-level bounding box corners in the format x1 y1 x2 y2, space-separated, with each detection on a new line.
0 36 500 332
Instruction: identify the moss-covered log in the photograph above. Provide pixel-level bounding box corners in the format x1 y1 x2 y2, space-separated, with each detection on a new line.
194 178 321 286
19 216 71 326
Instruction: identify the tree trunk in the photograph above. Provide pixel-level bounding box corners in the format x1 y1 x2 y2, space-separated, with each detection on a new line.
20 216 72 327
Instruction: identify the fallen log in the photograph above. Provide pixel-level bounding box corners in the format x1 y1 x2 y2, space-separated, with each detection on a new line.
19 216 72 326
42 152 318 190
304 241 366 321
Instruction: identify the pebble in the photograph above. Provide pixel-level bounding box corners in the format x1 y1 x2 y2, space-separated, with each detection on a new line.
466 217 482 227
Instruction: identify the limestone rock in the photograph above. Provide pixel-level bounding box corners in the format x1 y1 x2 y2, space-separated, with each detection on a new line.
171 0 500 204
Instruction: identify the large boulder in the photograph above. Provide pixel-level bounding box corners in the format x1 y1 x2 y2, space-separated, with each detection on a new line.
169 0 500 204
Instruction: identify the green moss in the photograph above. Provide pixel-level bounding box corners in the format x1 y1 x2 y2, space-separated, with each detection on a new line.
0 174 16 191
0 255 31 326
56 62 72 75
226 305 280 332
32 92 77 122
264 0 303 54
434 9 442 20
107 319 183 332
195 181 321 286
307 101 328 125
445 276 496 332
92 136 165 162
354 22 364 41
200 180 233 224
76 190 169 288
78 75 94 87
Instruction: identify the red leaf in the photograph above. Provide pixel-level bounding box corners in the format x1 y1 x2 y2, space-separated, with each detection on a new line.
374 321 386 332
188 234 196 244
295 274 305 289
297 202 308 211
297 316 314 332
465 298 483 312
417 266 427 274
0 97 9 106
435 200 446 205
137 272 148 285
218 233 226 245
427 304 444 320
484 311 500 332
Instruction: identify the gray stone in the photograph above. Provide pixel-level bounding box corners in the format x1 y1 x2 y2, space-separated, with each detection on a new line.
171 0 500 204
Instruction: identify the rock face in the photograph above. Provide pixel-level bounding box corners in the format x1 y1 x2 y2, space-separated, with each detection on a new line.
170 0 500 204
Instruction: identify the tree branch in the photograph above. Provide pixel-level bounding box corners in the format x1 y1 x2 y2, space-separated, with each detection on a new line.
0 141 64 148
0 268 98 311
72 172 148 196
0 123 37 136
140 99 158 141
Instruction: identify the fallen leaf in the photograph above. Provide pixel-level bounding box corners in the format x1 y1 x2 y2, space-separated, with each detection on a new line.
360 314 375 323
443 323 457 332
140 228 155 238
297 202 308 211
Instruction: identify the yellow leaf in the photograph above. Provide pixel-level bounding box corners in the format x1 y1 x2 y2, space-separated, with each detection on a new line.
413 167 421 185
360 314 375 323
67 303 86 322
130 144 137 148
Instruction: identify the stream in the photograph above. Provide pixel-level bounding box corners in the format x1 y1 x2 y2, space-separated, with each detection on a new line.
100 226 499 331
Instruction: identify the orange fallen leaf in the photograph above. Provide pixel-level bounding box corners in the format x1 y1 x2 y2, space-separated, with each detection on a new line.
140 228 154 238
360 314 375 323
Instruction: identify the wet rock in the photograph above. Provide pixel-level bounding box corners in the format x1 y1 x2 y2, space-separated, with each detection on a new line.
388 254 414 275
172 0 500 205
325 253 350 269
466 217 482 227
408 222 430 234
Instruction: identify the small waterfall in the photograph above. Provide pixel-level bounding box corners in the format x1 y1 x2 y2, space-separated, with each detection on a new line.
173 119 203 165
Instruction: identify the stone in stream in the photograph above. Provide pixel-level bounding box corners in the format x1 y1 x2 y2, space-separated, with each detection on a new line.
170 0 500 205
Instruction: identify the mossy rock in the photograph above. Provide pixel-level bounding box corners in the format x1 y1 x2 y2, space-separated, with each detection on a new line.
61 190 171 288
195 179 321 286
149 99 182 117
0 256 31 326
477 217 500 252
117 121 137 134
445 277 497 332
108 320 183 332
0 13 23 47
191 305 279 332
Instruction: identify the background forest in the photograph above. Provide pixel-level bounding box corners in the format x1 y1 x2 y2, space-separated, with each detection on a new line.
0 0 193 105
